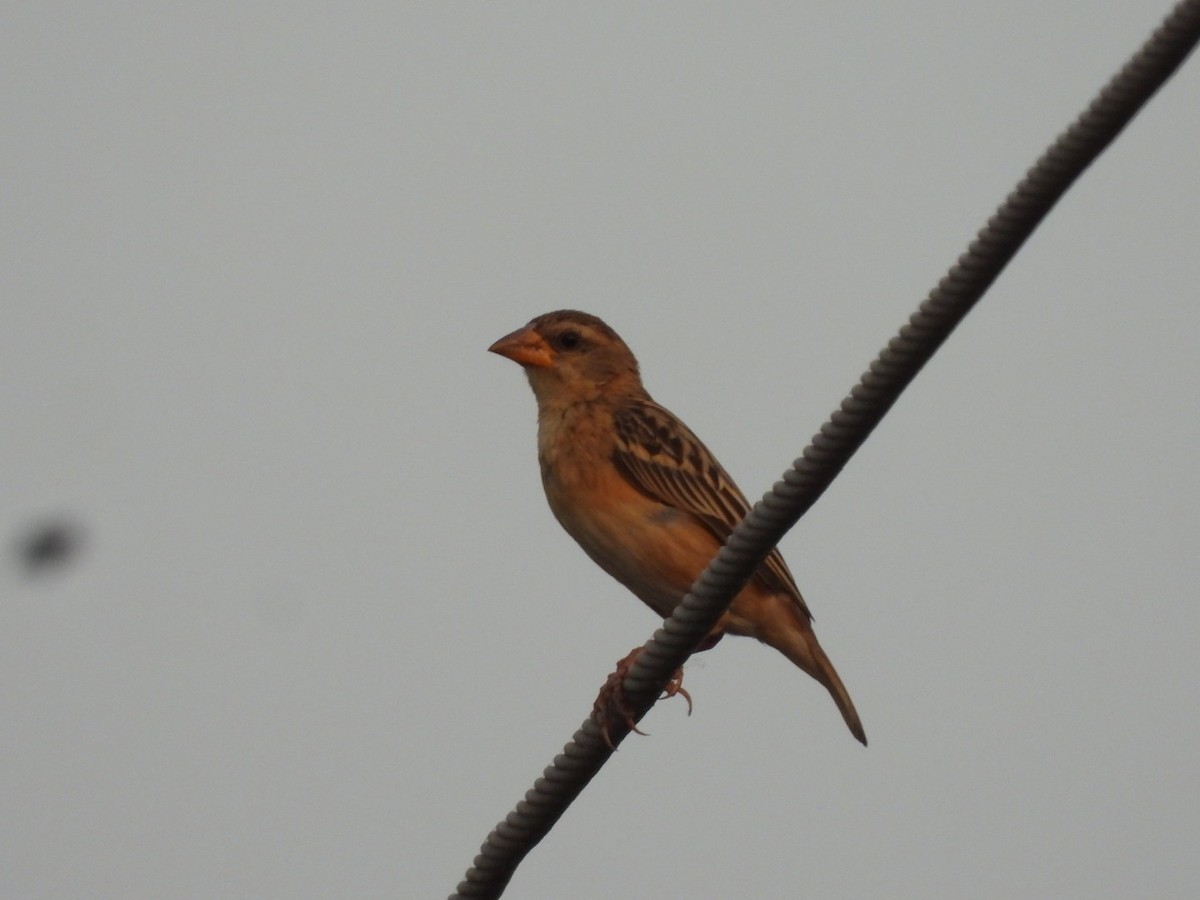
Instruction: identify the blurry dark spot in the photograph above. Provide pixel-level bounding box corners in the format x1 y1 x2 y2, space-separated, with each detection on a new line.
649 507 682 525
18 520 85 573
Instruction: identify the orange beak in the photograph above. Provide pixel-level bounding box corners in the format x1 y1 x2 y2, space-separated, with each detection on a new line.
488 325 554 369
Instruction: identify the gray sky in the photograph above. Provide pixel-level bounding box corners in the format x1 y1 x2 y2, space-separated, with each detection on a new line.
4 3 1199 898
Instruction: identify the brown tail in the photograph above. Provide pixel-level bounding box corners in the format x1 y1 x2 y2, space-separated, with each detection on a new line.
759 597 867 746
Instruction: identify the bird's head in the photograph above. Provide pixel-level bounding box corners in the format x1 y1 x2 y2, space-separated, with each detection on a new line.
489 310 643 404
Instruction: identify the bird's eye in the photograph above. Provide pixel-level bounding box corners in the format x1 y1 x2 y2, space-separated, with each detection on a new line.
557 330 582 350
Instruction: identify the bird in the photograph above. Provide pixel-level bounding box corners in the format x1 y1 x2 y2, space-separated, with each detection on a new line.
489 310 866 746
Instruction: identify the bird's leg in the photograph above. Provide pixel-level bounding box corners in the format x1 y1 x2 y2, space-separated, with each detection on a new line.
592 647 692 750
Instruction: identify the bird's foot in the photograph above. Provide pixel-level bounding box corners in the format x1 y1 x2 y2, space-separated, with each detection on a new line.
592 647 692 750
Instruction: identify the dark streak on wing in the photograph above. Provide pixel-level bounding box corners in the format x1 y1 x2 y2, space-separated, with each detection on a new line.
612 398 812 621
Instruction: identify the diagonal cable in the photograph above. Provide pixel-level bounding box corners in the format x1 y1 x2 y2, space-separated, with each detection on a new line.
451 2 1200 897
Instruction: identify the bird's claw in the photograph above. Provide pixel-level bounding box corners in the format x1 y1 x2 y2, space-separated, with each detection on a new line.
662 670 692 716
591 648 691 750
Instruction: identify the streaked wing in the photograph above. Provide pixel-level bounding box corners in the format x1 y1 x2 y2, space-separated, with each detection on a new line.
612 397 812 620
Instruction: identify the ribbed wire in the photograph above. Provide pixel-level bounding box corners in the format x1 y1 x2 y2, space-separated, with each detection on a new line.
451 3 1200 897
